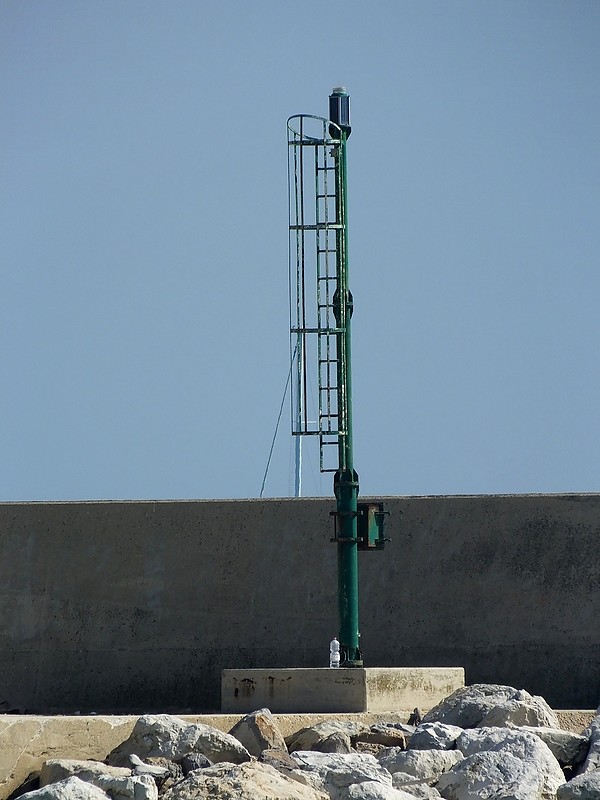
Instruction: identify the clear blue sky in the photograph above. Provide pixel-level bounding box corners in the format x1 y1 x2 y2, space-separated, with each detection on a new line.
2 1 599 501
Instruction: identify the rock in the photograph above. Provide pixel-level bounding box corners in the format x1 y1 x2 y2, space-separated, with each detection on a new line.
40 763 132 785
178 754 212 776
129 756 169 779
290 751 392 800
355 742 386 757
391 773 442 799
259 748 299 771
423 684 541 729
478 692 560 729
312 732 353 754
347 780 416 799
107 715 250 767
577 712 600 774
436 750 546 800
382 724 417 737
455 727 564 799
160 761 327 800
356 726 408 749
377 749 463 781
517 727 589 767
409 724 463 751
557 767 600 799
39 761 157 800
20 777 111 800
287 721 370 752
228 708 287 757
142 759 183 793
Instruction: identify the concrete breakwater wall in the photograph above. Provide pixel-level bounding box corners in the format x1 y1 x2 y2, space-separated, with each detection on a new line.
1 494 599 713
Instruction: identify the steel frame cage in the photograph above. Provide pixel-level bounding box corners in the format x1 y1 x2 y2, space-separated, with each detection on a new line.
287 114 345 473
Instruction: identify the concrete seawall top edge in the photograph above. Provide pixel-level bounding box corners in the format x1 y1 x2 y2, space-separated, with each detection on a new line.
2 492 600 506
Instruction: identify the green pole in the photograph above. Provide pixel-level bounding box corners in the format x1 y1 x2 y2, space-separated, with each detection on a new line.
331 89 362 667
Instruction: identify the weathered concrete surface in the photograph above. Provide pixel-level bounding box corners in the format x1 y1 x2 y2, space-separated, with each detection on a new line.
1 494 600 712
0 716 134 800
221 668 465 713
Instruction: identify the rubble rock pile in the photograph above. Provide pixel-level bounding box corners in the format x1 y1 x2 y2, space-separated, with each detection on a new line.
10 685 600 800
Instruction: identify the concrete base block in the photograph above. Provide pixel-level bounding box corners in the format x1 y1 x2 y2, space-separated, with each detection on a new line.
221 667 465 714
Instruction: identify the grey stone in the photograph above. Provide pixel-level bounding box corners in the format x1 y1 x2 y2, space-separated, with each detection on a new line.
228 708 287 757
107 715 250 767
557 767 600 799
161 760 328 800
259 748 299 771
392 772 442 799
40 763 132 785
290 751 392 800
142 758 183 794
478 692 560 729
518 726 589 767
347 781 416 800
356 726 408 749
312 732 353 754
178 753 212 775
409 724 463 751
577 713 600 775
39 761 157 800
436 750 545 800
129 756 169 779
287 721 370 753
377 749 463 781
455 727 564 799
423 685 532 729
20 777 111 800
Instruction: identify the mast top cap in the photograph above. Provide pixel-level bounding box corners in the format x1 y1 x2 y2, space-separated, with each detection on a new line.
331 86 348 95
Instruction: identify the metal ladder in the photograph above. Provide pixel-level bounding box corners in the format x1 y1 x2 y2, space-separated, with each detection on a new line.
288 115 346 473
315 149 344 472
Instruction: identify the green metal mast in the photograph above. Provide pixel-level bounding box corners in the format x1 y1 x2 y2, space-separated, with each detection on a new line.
287 88 385 669
330 89 361 666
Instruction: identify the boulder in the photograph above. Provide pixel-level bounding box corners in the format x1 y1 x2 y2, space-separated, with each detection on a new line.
129 756 170 779
39 761 157 800
179 753 212 775
517 727 589 767
409 724 463 751
577 712 600 775
20 777 111 800
160 760 327 800
392 773 442 799
557 767 600 799
478 692 560 729
107 715 250 767
228 708 287 757
347 780 416 799
436 750 545 800
423 685 544 729
259 748 300 771
313 732 353 754
287 721 370 753
356 726 408 749
377 749 463 781
290 751 392 800
40 763 132 785
455 727 564 799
